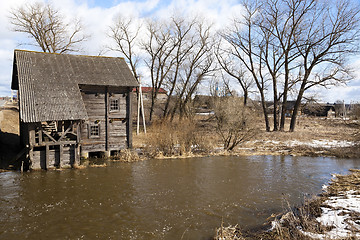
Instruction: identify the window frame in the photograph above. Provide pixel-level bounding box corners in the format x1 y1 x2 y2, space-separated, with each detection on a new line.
109 98 120 112
88 123 100 138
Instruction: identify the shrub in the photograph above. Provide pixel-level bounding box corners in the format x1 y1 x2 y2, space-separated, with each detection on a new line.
213 96 258 151
145 118 205 157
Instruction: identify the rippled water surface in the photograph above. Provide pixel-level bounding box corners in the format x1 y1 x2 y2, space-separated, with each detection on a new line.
1 155 359 239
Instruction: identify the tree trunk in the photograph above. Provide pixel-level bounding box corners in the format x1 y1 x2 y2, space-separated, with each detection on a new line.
280 58 290 131
260 90 270 132
279 93 287 131
289 88 304 132
273 93 278 131
149 98 155 122
243 91 248 106
149 90 156 122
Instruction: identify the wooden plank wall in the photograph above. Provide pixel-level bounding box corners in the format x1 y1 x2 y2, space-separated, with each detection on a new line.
79 85 131 154
31 145 75 169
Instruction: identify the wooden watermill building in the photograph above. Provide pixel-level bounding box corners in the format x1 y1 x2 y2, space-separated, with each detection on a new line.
11 50 138 170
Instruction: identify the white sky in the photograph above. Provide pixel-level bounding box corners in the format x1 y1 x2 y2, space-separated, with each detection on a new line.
0 0 359 103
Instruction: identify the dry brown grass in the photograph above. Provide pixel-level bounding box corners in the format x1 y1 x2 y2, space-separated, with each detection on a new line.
138 118 215 158
327 169 360 195
0 108 19 134
112 149 142 162
133 115 359 158
214 222 245 240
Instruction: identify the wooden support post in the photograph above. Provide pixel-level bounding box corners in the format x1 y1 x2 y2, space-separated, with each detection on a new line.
29 147 38 169
105 87 109 151
76 122 80 143
74 144 80 166
38 129 42 145
59 144 63 168
140 85 146 134
29 127 36 147
45 144 49 170
76 122 81 165
139 81 146 134
136 78 146 135
127 90 133 148
137 86 140 135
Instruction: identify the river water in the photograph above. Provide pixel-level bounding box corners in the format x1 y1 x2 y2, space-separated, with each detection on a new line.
0 155 359 239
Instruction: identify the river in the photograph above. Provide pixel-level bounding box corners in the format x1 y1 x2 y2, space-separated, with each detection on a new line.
0 155 359 239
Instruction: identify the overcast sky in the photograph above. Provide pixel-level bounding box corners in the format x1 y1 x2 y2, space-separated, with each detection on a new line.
0 0 359 103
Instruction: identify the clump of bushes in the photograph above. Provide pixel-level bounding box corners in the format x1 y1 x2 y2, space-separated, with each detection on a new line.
144 118 211 157
114 149 141 162
213 96 259 151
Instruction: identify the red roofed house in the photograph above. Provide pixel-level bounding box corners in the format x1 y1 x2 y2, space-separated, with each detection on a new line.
132 87 167 101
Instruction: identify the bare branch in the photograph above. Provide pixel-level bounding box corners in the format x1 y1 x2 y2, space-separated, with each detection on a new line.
9 2 88 53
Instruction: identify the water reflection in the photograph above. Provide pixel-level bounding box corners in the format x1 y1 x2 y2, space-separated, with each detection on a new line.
0 156 359 239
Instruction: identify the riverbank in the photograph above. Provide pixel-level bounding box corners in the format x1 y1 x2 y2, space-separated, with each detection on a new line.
133 115 360 160
214 169 360 240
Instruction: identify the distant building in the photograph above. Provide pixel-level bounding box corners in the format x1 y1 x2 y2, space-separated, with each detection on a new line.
132 87 167 101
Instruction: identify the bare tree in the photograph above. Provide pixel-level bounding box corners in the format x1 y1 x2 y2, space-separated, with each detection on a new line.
9 2 88 53
108 16 142 80
162 16 197 118
289 0 360 131
222 0 360 132
169 19 216 120
222 1 271 131
142 19 177 122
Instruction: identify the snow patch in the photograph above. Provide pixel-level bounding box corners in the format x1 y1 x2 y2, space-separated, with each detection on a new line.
253 139 355 148
301 190 360 239
287 139 354 148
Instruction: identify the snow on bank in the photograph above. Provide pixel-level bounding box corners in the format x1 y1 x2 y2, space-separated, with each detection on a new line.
287 140 355 148
301 190 360 239
254 139 355 148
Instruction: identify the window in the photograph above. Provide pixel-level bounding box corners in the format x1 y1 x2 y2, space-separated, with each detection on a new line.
110 98 119 112
89 124 100 138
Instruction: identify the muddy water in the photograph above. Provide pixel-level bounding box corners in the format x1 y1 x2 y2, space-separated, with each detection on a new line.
1 156 359 239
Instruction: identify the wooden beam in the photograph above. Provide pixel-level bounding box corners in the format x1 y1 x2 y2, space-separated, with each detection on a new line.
74 144 80 166
137 86 140 135
29 147 34 168
45 144 49 170
42 130 57 142
35 140 77 147
59 144 63 168
29 126 36 147
38 129 43 145
105 86 109 151
139 83 146 134
127 89 133 148
58 124 73 142
76 122 80 143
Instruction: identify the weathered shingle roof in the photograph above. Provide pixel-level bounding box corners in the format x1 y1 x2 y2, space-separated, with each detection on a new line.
11 50 138 123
